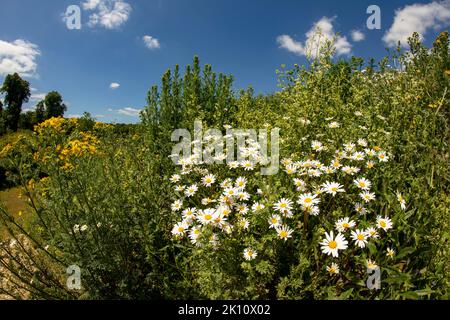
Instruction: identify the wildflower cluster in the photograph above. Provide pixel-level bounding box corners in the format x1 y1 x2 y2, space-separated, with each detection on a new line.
169 129 404 278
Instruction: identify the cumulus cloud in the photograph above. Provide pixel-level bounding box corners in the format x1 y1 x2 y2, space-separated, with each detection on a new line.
143 35 161 50
0 39 40 77
29 92 46 102
110 82 120 89
276 35 305 55
277 17 352 58
117 107 141 117
383 0 450 47
82 0 132 29
351 30 365 42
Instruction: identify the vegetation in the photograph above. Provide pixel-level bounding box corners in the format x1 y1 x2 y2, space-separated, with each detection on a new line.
0 32 448 300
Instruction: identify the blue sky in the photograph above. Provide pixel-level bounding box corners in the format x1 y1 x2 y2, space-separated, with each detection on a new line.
0 0 448 123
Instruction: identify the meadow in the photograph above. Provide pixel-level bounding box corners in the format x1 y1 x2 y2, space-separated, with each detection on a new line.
0 32 448 300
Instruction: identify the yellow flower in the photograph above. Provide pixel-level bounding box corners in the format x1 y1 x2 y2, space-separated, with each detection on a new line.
34 117 68 134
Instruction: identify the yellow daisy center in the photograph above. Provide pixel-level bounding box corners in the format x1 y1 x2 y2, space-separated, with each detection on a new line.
328 240 337 249
357 234 365 241
204 214 212 221
280 230 288 238
380 220 386 228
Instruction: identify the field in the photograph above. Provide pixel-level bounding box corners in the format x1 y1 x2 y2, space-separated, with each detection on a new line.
0 33 449 300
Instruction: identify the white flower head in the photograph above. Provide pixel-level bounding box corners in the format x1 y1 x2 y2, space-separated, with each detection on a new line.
320 231 348 257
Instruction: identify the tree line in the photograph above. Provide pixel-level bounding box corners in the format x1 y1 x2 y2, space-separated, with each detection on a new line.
0 73 67 135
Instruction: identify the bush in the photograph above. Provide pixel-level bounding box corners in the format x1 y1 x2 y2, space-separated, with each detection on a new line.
0 34 448 300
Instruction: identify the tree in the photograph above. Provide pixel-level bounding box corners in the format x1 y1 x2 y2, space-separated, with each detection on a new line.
44 91 67 119
0 73 31 131
35 100 45 123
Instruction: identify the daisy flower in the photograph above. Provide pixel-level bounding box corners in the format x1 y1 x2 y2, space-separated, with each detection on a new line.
201 174 216 187
189 227 201 244
274 198 293 213
354 202 368 215
175 185 185 192
243 248 258 261
321 181 345 196
396 192 406 210
326 262 340 275
182 208 197 221
223 187 238 198
343 143 356 152
213 212 227 227
328 122 340 128
351 151 365 161
364 148 376 157
298 193 320 208
236 203 249 215
268 214 282 229
357 138 368 147
308 169 322 177
342 166 360 175
320 231 348 257
305 205 320 216
169 174 181 183
241 160 255 171
366 227 379 239
209 234 218 247
335 217 356 232
386 247 395 258
217 205 231 217
311 141 324 152
366 259 378 270
239 217 250 230
237 191 250 201
376 216 393 231
184 184 198 197
235 176 247 189
198 209 216 225
276 225 293 241
350 229 369 248
360 191 376 203
171 199 183 212
366 161 375 169
354 178 372 191
252 202 265 212
172 221 189 236
330 159 342 169
284 164 297 175
377 151 389 162
227 161 240 169
220 178 233 189
201 197 215 206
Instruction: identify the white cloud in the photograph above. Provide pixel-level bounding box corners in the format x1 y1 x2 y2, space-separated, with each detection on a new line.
0 39 40 77
82 0 132 29
383 1 450 47
276 35 304 55
143 35 161 50
351 30 365 42
95 114 105 118
68 114 82 118
117 107 141 117
110 82 120 89
277 17 352 58
29 92 46 102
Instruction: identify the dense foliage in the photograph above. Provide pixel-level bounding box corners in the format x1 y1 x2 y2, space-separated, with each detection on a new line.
0 32 448 300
